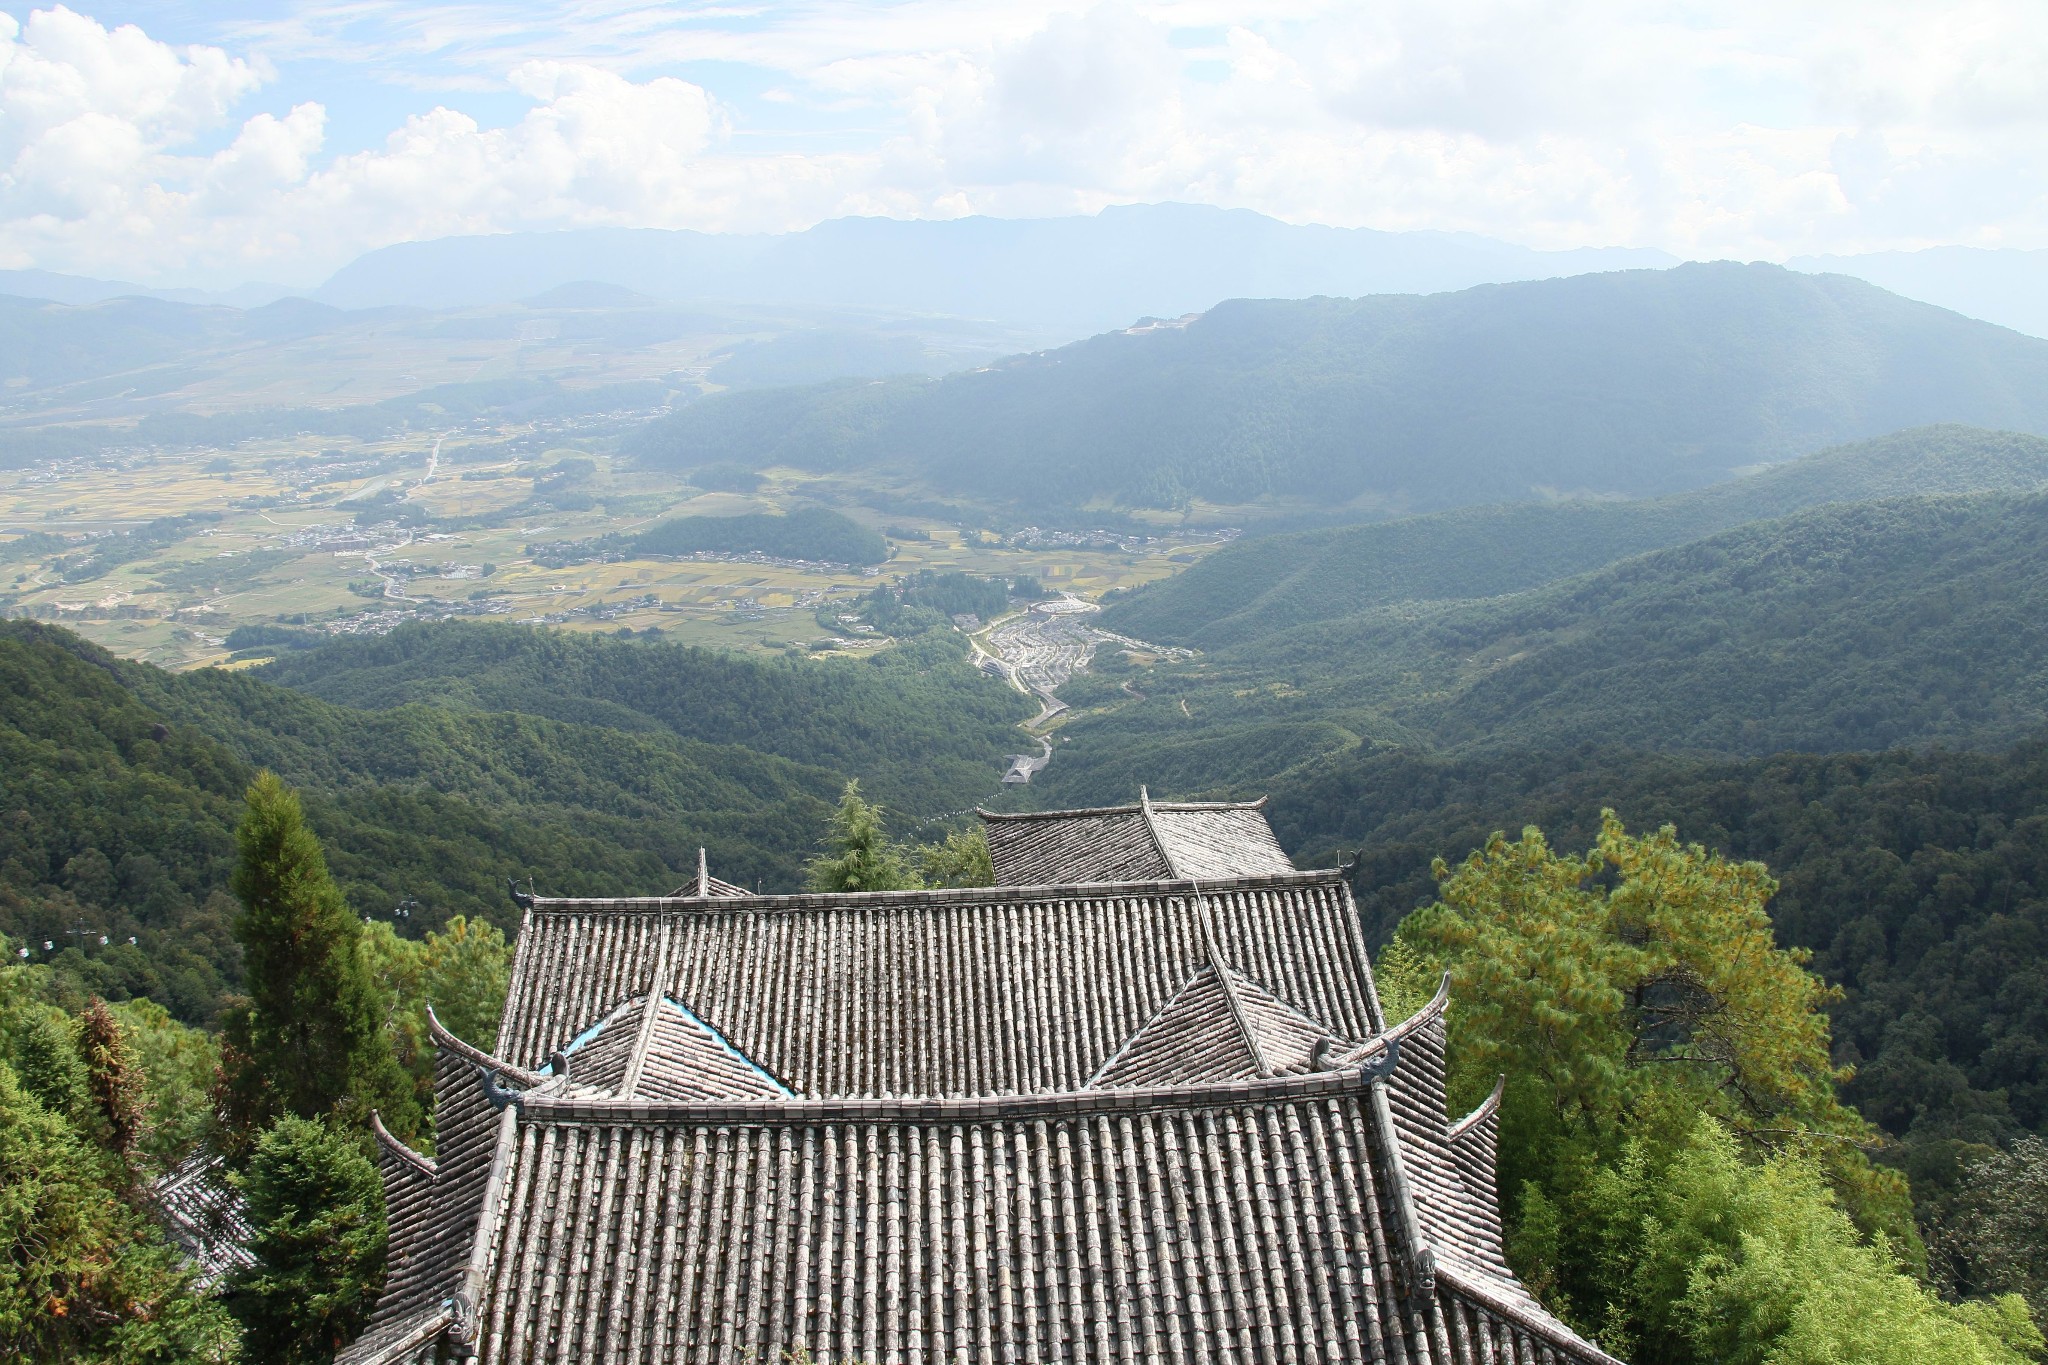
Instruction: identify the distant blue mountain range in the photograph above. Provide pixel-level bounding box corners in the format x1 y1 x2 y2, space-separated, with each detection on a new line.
6 204 2047 341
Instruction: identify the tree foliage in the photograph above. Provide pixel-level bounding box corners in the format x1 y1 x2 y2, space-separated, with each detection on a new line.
358 914 512 1140
807 783 995 893
1408 815 1869 1153
225 773 413 1136
1927 1137 2048 1322
1395 815 1954 1349
916 825 994 889
76 997 147 1169
227 1116 385 1365
807 781 920 892
0 1054 238 1364
1578 1117 2039 1365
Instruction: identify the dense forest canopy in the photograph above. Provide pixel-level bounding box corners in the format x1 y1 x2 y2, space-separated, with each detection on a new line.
1267 740 2048 1153
1102 426 2048 649
629 265 2048 512
255 620 1029 811
631 505 888 564
1044 492 2048 808
0 618 1029 1028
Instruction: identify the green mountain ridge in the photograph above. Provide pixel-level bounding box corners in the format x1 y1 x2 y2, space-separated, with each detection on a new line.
253 620 1031 815
1043 492 2048 805
1102 426 2048 648
630 265 2048 514
0 618 1029 1024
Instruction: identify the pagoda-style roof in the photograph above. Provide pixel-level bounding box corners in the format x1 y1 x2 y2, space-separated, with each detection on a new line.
543 993 793 1102
978 789 1295 885
344 982 1617 1365
342 802 1623 1365
1087 962 1337 1086
497 867 1381 1096
665 847 750 899
352 1011 522 1365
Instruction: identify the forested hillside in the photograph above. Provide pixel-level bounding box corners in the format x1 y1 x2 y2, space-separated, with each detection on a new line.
255 620 1030 812
632 505 887 564
630 265 2048 512
0 619 1027 1026
1265 740 2048 1154
1047 493 2048 805
1103 426 2048 648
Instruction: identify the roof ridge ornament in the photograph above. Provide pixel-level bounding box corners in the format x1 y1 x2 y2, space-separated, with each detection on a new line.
1357 1030 1402 1085
476 1063 524 1113
1135 784 1184 879
697 847 709 898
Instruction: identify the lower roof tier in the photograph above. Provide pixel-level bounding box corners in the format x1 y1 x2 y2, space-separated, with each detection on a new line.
421 1069 1617 1365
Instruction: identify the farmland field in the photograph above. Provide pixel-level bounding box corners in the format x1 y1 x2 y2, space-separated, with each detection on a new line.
0 432 1221 669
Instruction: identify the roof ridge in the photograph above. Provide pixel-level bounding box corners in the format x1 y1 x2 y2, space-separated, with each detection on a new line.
975 795 1270 822
521 1065 1379 1125
1334 971 1451 1064
618 930 674 1100
1198 910 1268 1077
1137 785 1184 879
529 865 1347 915
444 1106 521 1360
1448 1074 1508 1140
1436 1265 1627 1365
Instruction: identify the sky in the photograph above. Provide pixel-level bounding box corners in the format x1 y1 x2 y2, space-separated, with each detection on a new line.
2 1 2045 289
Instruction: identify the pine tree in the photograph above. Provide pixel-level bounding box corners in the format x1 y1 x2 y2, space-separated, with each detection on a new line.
226 772 414 1135
806 781 920 892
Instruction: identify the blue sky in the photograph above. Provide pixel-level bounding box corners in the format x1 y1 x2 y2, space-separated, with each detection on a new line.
3 1 2045 288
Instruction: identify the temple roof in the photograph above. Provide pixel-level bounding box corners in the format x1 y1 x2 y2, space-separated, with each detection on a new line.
353 1010 517 1365
150 1153 254 1288
343 801 1620 1365
499 868 1382 1097
1087 963 1338 1087
544 993 793 1102
978 789 1295 885
348 1011 1618 1365
665 847 749 899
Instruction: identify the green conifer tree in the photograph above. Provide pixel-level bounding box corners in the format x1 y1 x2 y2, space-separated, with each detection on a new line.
0 1059 238 1363
228 1115 386 1365
806 780 920 892
225 772 414 1135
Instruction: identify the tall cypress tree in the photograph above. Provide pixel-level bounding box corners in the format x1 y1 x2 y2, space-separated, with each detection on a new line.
226 772 413 1134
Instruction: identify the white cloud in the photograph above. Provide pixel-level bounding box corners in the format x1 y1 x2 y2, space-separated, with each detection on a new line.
3 1 2048 285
